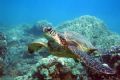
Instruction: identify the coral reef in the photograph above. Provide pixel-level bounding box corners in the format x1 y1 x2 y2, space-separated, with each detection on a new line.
15 56 87 80
57 15 120 49
0 15 120 80
0 32 7 77
0 32 7 57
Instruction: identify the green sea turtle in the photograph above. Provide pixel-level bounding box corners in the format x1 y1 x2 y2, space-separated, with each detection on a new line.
28 28 96 58
28 27 116 74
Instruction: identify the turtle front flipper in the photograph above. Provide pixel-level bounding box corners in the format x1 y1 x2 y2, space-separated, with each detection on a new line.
28 42 48 54
68 45 116 74
28 38 48 54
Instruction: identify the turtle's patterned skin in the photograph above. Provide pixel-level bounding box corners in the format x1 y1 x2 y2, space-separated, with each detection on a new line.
68 46 116 74
43 27 116 74
86 46 120 80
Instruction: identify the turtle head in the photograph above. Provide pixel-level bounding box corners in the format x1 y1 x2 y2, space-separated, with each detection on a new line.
43 27 67 46
43 26 57 41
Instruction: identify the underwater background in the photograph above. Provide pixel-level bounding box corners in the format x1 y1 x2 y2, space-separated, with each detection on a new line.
0 0 120 80
0 0 120 33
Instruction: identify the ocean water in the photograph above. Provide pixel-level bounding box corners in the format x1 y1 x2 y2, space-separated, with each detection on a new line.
1 0 120 80
0 0 120 32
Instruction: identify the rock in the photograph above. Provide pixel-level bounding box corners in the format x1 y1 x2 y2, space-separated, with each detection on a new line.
57 15 120 49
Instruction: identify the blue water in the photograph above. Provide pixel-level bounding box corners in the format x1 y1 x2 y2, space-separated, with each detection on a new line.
0 0 120 33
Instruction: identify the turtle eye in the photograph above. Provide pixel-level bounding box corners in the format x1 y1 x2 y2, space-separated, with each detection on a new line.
43 27 52 32
43 27 57 36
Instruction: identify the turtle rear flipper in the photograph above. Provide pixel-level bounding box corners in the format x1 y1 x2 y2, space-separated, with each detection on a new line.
28 42 48 54
68 45 116 74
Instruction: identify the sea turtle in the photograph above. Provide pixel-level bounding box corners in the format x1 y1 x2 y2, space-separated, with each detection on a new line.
28 27 116 74
28 27 97 58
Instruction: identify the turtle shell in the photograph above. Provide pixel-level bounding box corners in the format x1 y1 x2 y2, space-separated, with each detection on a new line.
59 31 96 53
